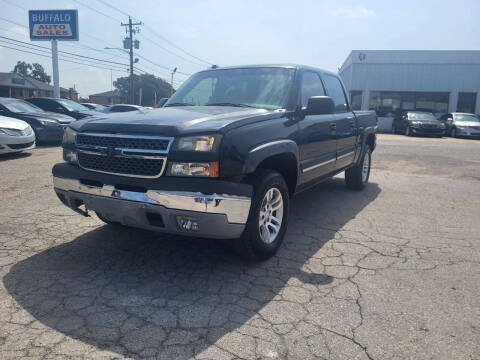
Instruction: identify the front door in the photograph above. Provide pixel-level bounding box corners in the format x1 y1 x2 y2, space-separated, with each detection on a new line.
297 70 337 185
322 73 357 169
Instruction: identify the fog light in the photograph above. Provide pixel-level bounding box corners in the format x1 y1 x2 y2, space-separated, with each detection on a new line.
63 149 78 164
176 216 199 231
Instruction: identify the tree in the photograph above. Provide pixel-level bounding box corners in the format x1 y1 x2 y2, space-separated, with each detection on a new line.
12 61 51 84
13 61 32 77
31 63 51 84
113 73 174 106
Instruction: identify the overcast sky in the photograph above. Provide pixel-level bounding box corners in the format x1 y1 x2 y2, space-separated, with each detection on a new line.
1 0 479 97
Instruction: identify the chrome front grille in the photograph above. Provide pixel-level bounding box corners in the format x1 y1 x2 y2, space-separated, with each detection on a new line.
75 133 173 178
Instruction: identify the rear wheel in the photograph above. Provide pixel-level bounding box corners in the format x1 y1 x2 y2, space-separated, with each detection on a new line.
235 170 289 260
345 148 371 190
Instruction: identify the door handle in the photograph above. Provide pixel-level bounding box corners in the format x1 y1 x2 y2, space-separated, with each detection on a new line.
329 123 337 131
349 120 355 127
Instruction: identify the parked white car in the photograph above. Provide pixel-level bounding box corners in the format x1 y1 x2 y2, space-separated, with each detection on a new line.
0 115 36 154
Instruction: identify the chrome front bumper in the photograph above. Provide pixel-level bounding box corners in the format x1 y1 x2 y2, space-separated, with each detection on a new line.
53 176 251 239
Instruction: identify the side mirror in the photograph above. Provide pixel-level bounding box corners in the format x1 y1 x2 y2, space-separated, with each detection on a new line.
157 97 169 107
305 96 335 116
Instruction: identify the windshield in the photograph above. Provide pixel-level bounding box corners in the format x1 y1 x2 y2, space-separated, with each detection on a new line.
455 114 479 122
408 112 437 121
166 67 295 110
57 99 89 112
2 100 45 113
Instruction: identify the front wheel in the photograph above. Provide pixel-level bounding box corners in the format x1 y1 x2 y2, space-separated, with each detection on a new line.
345 148 371 190
451 127 457 138
405 126 412 136
235 170 290 260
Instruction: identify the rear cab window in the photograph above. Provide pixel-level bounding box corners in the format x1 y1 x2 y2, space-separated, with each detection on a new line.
322 74 349 113
300 71 325 108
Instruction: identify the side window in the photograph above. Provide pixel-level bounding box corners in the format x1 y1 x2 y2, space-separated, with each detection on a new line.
322 74 349 112
42 100 58 111
300 71 325 108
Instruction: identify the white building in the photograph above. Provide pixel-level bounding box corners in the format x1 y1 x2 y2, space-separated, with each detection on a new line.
339 50 480 131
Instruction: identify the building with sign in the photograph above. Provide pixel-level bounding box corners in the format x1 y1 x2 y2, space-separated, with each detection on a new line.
0 72 78 100
339 50 480 130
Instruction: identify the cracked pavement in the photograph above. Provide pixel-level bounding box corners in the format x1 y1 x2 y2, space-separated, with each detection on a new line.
0 134 479 359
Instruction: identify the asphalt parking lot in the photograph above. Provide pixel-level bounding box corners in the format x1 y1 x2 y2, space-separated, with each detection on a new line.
0 134 479 359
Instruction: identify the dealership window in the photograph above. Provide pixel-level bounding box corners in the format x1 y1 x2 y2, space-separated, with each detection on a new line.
350 91 362 110
457 92 477 113
369 91 449 118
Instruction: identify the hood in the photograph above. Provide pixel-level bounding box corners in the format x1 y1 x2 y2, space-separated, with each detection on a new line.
16 111 74 124
455 121 480 127
42 111 76 123
70 106 273 136
0 115 30 131
72 109 99 117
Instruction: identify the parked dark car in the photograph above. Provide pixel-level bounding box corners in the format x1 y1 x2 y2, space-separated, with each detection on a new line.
102 104 146 113
81 103 108 111
439 112 480 138
53 64 377 260
25 97 97 120
392 110 445 137
0 97 75 143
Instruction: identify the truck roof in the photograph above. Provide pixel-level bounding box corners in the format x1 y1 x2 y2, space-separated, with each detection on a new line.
198 64 339 77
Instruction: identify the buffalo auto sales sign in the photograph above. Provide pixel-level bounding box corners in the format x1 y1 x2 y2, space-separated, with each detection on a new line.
28 10 78 41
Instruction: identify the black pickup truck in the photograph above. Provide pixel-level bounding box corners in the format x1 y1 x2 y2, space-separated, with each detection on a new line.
53 65 377 260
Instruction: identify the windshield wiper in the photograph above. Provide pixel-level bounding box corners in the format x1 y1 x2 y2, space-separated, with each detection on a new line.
164 102 193 107
205 102 256 108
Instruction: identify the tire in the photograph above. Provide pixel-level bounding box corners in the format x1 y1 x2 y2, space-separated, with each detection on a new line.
96 211 122 226
405 126 412 136
451 127 457 138
234 170 290 261
345 148 371 190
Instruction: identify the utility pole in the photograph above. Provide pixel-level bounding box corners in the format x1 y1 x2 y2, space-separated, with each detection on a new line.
121 17 141 104
170 67 177 96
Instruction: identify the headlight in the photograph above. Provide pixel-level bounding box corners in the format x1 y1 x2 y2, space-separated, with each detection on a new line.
174 135 221 152
38 119 59 126
0 127 21 136
168 162 219 177
62 127 77 145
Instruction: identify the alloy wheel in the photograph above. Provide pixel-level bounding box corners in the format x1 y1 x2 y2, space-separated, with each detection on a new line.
258 188 284 244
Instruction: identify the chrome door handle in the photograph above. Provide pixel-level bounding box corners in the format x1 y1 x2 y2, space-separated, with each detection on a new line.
329 123 337 130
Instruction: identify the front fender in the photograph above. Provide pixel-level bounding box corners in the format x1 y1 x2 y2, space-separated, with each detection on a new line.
243 140 299 174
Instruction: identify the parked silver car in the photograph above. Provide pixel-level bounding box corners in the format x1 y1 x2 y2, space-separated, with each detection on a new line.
0 115 36 154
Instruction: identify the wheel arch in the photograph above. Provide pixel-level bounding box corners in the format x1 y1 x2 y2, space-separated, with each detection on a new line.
243 140 299 196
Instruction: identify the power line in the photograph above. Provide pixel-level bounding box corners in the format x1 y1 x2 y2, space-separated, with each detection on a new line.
135 53 192 76
71 0 122 23
93 0 213 66
0 43 128 73
0 36 131 67
137 33 206 68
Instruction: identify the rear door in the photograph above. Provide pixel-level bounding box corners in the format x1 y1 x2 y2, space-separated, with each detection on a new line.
321 73 357 170
297 70 337 184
